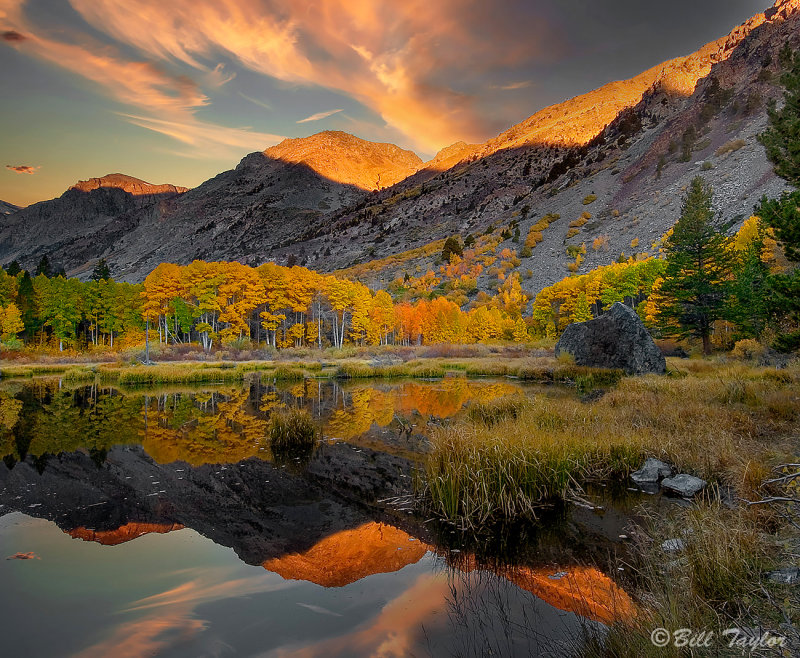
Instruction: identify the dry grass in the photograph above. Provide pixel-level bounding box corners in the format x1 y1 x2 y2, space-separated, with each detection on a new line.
582 500 785 657
715 138 746 156
422 361 800 528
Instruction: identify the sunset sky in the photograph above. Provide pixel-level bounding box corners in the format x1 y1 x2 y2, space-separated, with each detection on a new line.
1 0 766 207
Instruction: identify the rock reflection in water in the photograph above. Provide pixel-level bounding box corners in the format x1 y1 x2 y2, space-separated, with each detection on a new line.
0 378 636 657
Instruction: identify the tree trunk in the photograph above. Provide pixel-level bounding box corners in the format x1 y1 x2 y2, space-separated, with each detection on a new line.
702 331 712 356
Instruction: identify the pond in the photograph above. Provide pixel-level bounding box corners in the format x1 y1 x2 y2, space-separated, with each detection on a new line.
0 377 645 657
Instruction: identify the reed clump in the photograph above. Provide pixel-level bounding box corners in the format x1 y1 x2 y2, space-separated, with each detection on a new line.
466 396 527 426
269 408 319 454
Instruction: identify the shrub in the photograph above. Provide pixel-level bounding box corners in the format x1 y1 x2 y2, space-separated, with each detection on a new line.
566 228 580 238
582 194 597 205
731 338 767 361
592 235 610 251
630 238 639 248
715 139 746 156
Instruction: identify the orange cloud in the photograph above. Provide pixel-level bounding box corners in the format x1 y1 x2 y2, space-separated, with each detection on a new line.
66 0 553 153
5 164 37 174
0 1 282 157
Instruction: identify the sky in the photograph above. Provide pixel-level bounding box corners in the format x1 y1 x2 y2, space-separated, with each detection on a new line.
0 0 768 207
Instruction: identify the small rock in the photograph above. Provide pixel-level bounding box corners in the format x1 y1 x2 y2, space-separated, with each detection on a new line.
662 473 706 497
631 458 673 484
661 538 685 553
767 567 800 585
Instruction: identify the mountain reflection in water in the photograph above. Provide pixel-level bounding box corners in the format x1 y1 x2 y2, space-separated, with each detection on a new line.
0 378 635 657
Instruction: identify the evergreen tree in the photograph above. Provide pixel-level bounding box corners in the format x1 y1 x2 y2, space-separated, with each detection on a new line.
759 48 800 186
757 46 800 350
35 255 52 278
16 271 39 338
90 258 111 282
4 261 21 276
725 228 771 340
441 236 463 264
656 177 729 355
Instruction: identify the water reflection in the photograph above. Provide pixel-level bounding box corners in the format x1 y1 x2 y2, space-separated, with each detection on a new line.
0 378 637 657
1 378 525 467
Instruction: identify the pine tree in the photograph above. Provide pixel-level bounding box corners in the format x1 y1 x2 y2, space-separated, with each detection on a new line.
90 258 111 282
759 48 800 186
757 45 800 350
35 255 52 277
725 226 771 340
441 236 463 264
656 177 729 354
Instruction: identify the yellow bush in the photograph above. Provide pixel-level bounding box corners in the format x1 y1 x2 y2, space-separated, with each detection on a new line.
731 339 766 361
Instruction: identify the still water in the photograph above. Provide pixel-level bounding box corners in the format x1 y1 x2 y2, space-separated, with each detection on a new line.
0 377 638 657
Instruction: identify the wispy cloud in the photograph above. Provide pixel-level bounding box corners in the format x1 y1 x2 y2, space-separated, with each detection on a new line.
5 164 37 174
64 0 555 152
119 113 283 152
492 80 531 91
205 62 236 87
238 92 272 111
297 108 343 123
2 30 25 42
0 1 279 156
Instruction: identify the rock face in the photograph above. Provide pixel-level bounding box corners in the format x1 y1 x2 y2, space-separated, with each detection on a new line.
264 131 422 190
70 173 188 196
555 302 666 375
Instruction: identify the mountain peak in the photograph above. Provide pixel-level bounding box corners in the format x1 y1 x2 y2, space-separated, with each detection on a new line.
264 131 423 190
70 173 189 196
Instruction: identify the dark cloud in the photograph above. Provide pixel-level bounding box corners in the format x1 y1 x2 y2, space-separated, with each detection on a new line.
2 31 26 42
6 165 37 174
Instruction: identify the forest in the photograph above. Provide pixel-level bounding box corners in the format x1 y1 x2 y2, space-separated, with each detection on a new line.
0 202 792 356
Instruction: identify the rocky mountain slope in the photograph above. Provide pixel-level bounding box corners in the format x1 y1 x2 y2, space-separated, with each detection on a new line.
1 0 798 290
0 174 187 272
287 0 798 293
0 200 19 216
0 134 424 279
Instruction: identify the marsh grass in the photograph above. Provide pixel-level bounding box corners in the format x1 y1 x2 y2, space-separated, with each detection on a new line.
268 408 319 467
334 360 452 379
466 396 527 426
423 362 800 528
93 362 275 385
580 500 782 657
0 364 84 378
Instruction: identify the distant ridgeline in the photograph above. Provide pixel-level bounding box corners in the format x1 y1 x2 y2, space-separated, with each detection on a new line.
0 211 781 353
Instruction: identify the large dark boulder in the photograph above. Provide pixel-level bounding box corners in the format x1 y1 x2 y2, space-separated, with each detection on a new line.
555 302 666 374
